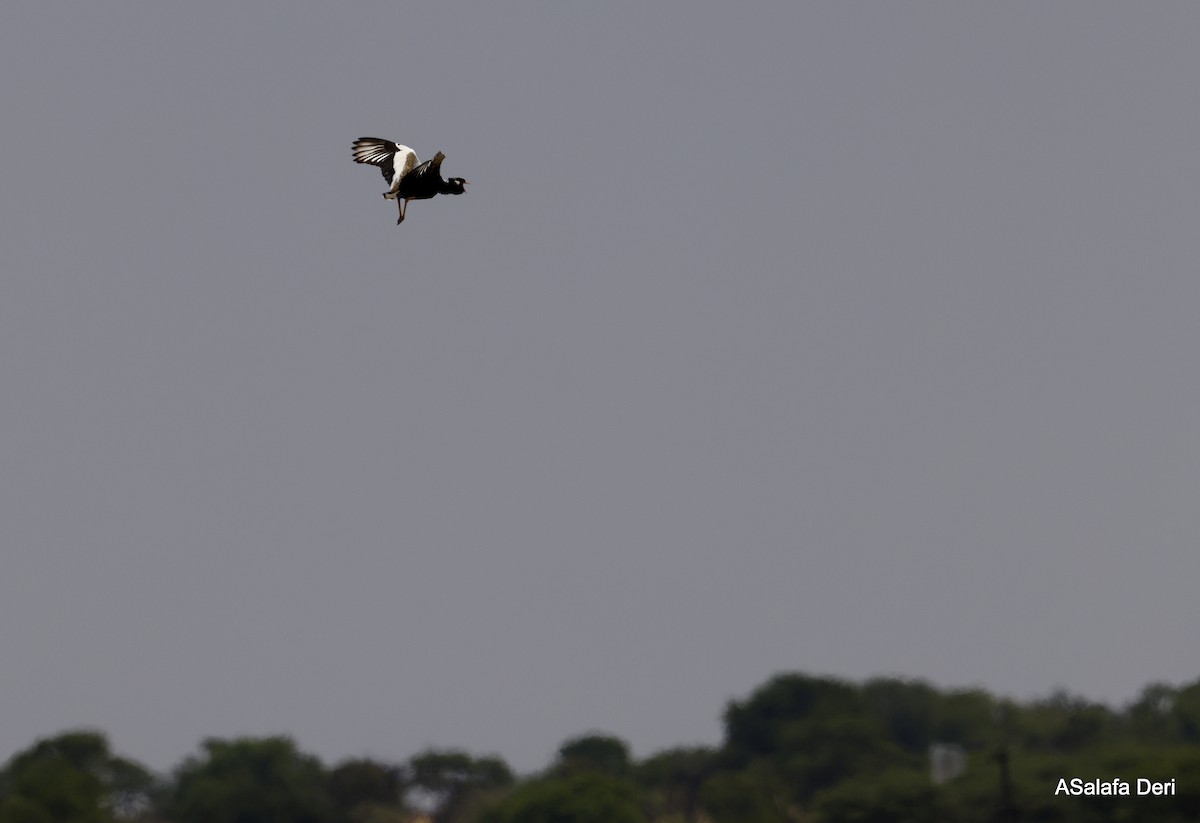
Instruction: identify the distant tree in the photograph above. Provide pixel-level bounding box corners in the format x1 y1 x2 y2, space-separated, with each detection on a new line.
0 756 107 823
861 677 938 752
699 762 789 823
777 715 910 797
106 757 160 819
1128 682 1180 742
1172 679 1200 743
929 689 998 749
635 746 717 823
0 730 155 823
327 758 405 821
165 736 336 823
0 795 53 823
556 734 631 776
481 773 645 823
722 674 860 765
811 768 936 823
1014 689 1114 752
408 750 512 823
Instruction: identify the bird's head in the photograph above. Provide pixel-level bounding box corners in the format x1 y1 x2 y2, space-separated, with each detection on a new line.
445 177 468 194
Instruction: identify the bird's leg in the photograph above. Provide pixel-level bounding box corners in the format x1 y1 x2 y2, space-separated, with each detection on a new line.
396 198 405 224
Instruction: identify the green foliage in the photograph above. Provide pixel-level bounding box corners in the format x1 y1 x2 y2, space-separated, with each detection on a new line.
777 715 912 797
930 688 999 748
556 734 631 776
0 795 55 823
1127 682 1179 742
811 767 936 823
635 747 717 823
166 736 337 823
481 773 645 823
327 758 404 820
861 678 939 752
723 674 860 765
409 750 512 796
1173 680 1200 743
636 746 717 788
408 749 513 823
0 730 154 823
5 758 107 823
699 765 788 823
1011 690 1116 752
6 672 1200 823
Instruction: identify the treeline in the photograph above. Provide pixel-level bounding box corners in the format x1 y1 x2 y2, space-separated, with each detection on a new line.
3 672 1199 823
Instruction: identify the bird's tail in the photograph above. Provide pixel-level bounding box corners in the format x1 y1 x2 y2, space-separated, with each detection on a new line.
382 192 398 200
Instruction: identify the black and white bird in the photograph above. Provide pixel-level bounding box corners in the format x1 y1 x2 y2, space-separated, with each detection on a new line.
352 138 468 225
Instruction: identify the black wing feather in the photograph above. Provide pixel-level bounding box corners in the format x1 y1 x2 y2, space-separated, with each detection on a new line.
353 137 403 186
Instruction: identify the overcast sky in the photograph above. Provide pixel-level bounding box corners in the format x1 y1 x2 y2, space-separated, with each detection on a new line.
2 2 1198 775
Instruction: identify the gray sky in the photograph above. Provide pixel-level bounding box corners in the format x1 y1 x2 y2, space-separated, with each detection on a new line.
2 2 1198 775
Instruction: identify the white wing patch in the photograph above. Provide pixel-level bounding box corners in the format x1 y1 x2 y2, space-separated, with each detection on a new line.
397 148 418 179
352 138 420 193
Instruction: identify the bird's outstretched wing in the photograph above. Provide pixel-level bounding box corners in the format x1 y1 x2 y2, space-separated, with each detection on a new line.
352 137 419 187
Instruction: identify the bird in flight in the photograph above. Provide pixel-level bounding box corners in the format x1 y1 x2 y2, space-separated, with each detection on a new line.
352 138 468 225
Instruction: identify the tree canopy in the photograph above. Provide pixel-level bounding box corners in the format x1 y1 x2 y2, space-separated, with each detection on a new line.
4 671 1199 823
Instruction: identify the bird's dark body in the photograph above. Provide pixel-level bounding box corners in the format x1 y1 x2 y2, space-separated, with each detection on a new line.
397 153 452 201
